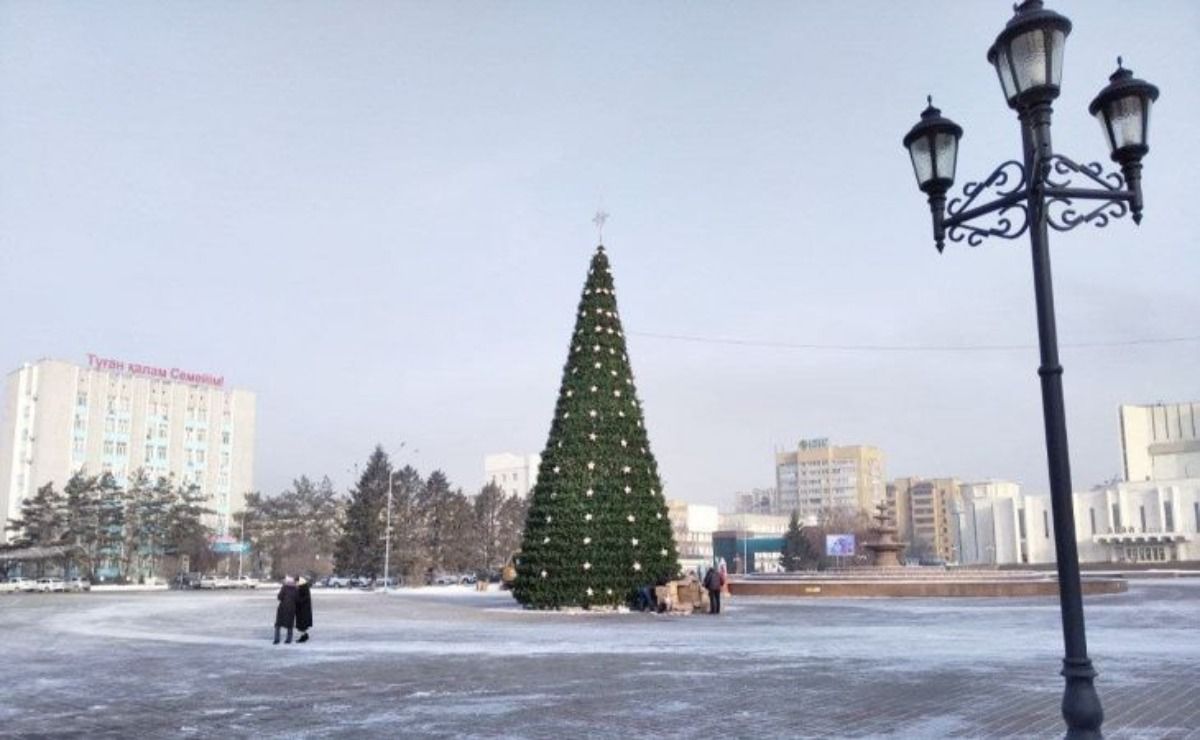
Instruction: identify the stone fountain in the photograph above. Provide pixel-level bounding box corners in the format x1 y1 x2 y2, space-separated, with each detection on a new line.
863 502 907 568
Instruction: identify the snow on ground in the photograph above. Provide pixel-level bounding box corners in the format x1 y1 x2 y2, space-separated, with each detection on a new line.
1 580 1197 738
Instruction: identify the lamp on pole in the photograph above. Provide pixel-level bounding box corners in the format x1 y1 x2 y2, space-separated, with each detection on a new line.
903 3 1159 737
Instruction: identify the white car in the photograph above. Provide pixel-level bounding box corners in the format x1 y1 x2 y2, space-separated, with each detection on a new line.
234 576 259 589
198 575 220 590
0 579 20 594
5 577 35 592
37 578 66 592
66 577 91 592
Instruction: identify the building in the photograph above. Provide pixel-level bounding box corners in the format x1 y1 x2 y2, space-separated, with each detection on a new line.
955 480 1057 566
1073 478 1199 563
713 512 791 574
733 487 776 515
666 500 718 573
775 438 885 521
483 452 540 498
1120 402 1200 482
0 356 256 542
888 477 961 562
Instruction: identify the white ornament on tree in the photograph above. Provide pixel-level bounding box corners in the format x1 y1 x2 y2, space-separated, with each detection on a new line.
627 514 635 523
583 562 591 570
583 537 591 545
632 562 642 571
585 513 593 521
623 486 631 494
585 488 594 497
587 461 595 470
631 538 639 546
540 570 548 578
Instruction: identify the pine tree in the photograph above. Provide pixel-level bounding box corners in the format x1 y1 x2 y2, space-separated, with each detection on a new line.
781 510 818 572
333 445 391 578
514 245 679 609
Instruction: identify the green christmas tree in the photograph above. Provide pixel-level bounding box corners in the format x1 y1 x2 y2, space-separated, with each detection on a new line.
513 244 680 609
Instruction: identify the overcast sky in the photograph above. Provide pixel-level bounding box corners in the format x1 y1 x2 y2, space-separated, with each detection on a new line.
2 1 1197 508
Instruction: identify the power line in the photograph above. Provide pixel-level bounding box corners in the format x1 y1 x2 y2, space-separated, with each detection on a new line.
627 331 1200 354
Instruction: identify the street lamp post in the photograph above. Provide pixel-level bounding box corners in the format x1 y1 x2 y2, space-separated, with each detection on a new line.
383 471 394 592
902 3 1159 738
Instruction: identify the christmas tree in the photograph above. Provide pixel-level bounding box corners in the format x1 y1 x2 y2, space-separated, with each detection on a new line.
513 244 680 609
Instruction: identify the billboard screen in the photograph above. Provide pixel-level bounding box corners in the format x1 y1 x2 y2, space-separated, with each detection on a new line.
825 534 856 557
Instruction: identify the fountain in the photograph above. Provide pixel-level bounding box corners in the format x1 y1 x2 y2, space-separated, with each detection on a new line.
863 502 907 567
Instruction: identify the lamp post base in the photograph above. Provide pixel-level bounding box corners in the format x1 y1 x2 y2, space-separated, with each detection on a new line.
1062 657 1103 739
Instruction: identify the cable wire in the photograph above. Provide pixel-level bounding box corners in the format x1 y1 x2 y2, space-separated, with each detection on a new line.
627 331 1200 353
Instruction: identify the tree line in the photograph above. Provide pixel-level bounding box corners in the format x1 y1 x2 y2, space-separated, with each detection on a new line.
3 444 531 585
3 471 213 581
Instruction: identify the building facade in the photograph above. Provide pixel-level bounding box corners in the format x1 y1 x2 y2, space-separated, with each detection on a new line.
733 487 777 515
775 438 885 522
0 357 256 541
714 512 791 574
1120 402 1200 482
666 499 719 573
484 452 540 498
955 480 1057 566
1073 479 1199 563
888 476 961 562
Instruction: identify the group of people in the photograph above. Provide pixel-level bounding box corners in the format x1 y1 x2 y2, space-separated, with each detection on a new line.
273 576 314 644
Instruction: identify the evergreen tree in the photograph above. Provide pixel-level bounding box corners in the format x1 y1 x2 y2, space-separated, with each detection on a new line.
781 510 818 572
474 482 506 573
333 445 391 578
386 465 425 581
496 494 528 567
417 470 457 575
514 245 679 609
6 482 66 548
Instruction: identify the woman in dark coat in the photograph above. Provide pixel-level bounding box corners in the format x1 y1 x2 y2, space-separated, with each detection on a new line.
274 576 298 644
295 577 313 643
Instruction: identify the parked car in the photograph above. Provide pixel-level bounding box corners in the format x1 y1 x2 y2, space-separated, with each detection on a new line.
0 578 22 594
37 578 66 592
66 577 91 592
429 573 458 586
171 573 203 590
9 577 37 593
458 573 477 585
198 575 220 590
372 576 399 589
233 576 260 589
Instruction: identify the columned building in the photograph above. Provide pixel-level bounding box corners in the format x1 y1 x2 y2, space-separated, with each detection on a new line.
0 356 256 541
1073 479 1199 563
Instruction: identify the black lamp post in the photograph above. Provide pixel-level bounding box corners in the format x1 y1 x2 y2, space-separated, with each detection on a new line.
902 2 1159 739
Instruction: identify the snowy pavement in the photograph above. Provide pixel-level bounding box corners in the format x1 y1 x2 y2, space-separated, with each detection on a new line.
1 580 1198 738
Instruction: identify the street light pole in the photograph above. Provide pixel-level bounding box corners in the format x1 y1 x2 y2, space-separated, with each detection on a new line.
902 4 1159 736
384 471 394 592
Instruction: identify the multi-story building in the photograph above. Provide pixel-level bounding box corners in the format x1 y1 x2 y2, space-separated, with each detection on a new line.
666 499 719 573
0 356 256 542
955 480 1057 566
1120 402 1200 482
888 476 961 562
733 487 776 515
775 438 885 522
484 452 540 498
713 512 791 574
1073 479 1199 563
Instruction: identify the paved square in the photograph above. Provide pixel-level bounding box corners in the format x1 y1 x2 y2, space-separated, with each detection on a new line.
1 579 1197 738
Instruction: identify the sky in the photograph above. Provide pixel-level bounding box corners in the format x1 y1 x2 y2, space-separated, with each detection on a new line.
1 1 1197 508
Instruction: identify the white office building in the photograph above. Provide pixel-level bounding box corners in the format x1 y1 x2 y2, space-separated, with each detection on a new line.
0 357 256 541
484 452 540 498
1074 479 1199 563
666 500 719 573
1120 402 1200 481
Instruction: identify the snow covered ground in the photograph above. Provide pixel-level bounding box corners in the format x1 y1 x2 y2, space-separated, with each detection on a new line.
1 579 1197 738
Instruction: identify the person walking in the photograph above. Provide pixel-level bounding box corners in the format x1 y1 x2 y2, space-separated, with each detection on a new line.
295 577 313 643
274 576 298 644
703 563 722 615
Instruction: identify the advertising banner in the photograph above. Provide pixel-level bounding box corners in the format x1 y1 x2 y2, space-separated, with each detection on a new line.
825 534 856 557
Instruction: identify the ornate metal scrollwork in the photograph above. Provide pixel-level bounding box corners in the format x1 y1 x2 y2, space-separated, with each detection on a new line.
947 204 1029 247
947 160 1027 219
1045 196 1128 231
1043 154 1129 232
1044 155 1124 191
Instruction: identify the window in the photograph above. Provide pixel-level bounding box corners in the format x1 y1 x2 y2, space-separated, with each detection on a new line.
103 441 114 455
159 424 168 440
157 446 167 461
197 429 206 443
115 441 127 457
1018 510 1027 539
1112 504 1122 531
222 431 231 445
1043 510 1050 539
105 418 115 434
1089 508 1096 536
196 449 205 464
118 419 131 434
1139 505 1147 532
1165 503 1174 532
145 447 153 464
77 391 87 406
74 417 86 432
74 438 86 456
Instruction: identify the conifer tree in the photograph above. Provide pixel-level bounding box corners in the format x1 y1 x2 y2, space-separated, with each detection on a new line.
514 245 679 609
333 445 391 578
